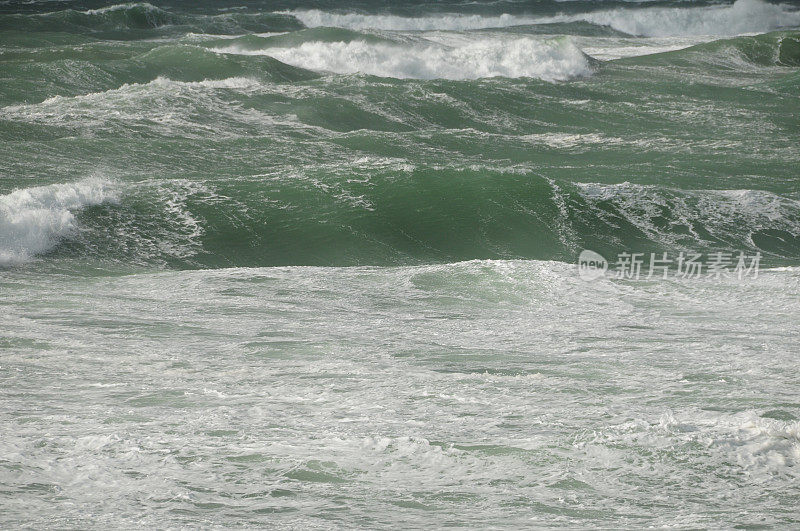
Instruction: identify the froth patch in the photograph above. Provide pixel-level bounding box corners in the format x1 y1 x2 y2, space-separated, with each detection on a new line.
0 178 117 265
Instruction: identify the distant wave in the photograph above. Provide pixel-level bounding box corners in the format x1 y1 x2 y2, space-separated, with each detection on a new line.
6 0 798 39
290 0 800 37
0 2 303 35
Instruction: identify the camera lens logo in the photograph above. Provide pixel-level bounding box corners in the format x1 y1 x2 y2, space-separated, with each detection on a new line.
578 250 607 280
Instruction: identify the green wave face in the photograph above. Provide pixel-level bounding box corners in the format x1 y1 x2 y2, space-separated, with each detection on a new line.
1 1 799 270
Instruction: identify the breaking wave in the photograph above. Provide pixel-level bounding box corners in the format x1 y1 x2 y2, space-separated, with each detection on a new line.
215 36 595 81
0 179 117 266
7 168 799 268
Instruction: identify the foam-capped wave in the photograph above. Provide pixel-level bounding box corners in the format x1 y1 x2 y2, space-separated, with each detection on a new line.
0 178 117 266
289 0 800 37
216 36 595 81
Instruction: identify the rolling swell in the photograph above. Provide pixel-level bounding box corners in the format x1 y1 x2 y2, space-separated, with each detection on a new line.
5 167 798 268
617 30 800 68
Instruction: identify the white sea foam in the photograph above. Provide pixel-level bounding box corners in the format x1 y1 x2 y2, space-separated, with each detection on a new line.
0 178 117 265
289 0 800 37
215 37 593 81
2 258 799 526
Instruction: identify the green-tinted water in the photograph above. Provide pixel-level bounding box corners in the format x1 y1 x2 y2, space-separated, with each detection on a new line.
1 0 799 527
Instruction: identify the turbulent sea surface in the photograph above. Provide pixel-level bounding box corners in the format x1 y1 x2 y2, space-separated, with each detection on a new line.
1 0 800 527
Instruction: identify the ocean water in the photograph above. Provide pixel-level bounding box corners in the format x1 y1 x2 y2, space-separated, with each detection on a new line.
1 0 799 527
